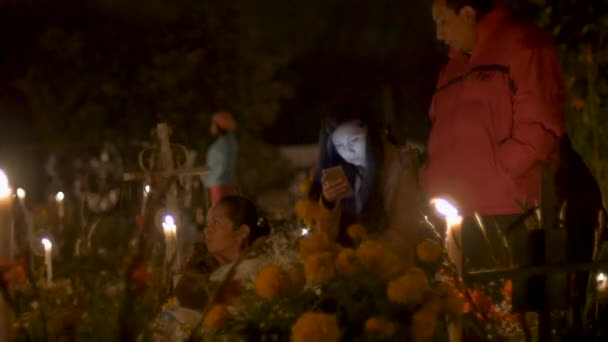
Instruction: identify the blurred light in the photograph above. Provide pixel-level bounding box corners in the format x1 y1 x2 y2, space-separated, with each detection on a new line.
162 215 176 233
0 170 11 199
598 273 607 282
41 238 52 251
16 188 26 200
55 191 65 202
431 198 459 219
144 185 151 194
301 228 309 236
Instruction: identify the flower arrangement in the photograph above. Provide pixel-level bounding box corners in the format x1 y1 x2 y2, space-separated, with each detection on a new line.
195 198 465 341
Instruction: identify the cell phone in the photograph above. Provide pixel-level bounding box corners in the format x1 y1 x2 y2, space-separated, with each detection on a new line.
322 166 354 199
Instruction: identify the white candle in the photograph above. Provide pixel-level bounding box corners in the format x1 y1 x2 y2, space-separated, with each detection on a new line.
0 171 12 342
141 185 151 214
445 215 464 274
16 188 26 207
55 191 65 219
41 238 53 285
162 215 179 267
431 197 463 342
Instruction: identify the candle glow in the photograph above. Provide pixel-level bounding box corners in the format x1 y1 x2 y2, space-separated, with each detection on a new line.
0 170 11 199
431 198 459 219
16 188 26 200
41 238 52 251
55 191 65 202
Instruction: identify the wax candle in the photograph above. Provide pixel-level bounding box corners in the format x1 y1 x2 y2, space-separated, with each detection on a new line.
41 238 53 285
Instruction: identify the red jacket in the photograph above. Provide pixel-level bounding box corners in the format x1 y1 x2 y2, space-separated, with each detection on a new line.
421 4 566 216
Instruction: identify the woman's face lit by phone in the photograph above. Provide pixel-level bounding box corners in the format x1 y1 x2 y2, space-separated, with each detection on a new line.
331 121 367 167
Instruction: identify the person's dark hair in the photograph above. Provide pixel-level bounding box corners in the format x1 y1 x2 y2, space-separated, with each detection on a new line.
309 98 387 238
216 196 270 246
444 0 496 19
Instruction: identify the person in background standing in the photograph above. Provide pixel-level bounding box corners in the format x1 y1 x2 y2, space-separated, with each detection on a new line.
205 111 238 205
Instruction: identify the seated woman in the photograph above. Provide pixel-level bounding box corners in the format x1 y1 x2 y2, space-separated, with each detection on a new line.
152 195 270 341
309 99 422 263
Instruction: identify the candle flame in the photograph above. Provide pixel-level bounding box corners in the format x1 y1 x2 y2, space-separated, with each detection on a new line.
162 215 176 233
41 238 52 251
300 227 309 236
0 169 11 199
598 273 607 282
55 191 65 202
431 198 459 219
144 185 151 194
16 188 26 200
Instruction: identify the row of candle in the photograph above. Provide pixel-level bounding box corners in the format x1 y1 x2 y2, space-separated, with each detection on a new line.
0 170 181 286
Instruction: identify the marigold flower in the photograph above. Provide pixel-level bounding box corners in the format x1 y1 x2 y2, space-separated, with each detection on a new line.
356 240 403 280
254 265 289 300
202 304 228 329
364 317 397 338
335 248 360 277
304 252 335 284
299 231 333 258
416 240 442 263
411 309 438 341
386 268 429 305
347 224 367 241
298 178 313 195
291 312 341 342
295 199 321 226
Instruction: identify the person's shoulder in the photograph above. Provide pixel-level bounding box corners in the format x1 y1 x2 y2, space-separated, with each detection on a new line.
503 15 556 50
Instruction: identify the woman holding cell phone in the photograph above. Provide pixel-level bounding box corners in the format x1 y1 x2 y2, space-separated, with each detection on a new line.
308 98 423 264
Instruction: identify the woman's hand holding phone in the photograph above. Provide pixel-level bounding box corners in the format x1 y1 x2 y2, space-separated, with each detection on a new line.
321 166 353 203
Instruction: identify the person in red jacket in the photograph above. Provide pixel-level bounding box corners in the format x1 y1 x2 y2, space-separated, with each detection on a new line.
422 0 568 333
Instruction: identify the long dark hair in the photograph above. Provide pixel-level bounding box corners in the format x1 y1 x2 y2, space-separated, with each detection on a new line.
309 99 387 235
216 195 270 246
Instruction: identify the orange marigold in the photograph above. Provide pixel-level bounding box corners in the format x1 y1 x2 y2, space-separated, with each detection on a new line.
347 224 367 242
295 199 321 226
335 248 360 277
386 268 430 305
291 312 341 342
298 178 313 195
304 252 335 284
411 309 438 342
202 304 228 329
299 231 333 258
356 240 404 280
416 240 442 264
364 317 397 338
254 265 289 300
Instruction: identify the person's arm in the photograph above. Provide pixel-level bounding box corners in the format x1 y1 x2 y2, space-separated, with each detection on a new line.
496 39 566 178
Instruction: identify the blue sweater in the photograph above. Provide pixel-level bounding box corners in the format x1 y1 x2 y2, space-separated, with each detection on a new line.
205 133 238 187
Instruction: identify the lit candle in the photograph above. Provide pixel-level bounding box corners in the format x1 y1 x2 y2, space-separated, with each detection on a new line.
445 215 464 274
141 185 151 214
0 171 12 342
431 197 463 342
162 215 179 267
55 191 65 219
16 188 26 207
0 171 13 260
41 238 53 285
